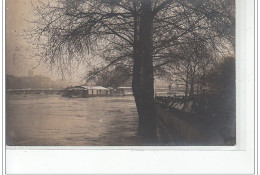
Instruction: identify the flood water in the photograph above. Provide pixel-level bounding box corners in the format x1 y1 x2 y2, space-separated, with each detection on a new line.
6 94 140 146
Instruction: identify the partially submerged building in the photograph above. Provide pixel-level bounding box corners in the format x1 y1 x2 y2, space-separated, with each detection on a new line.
63 85 134 97
63 85 109 97
116 87 133 95
83 86 110 95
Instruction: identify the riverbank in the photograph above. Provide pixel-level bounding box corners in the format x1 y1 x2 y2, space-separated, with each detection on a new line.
155 93 236 146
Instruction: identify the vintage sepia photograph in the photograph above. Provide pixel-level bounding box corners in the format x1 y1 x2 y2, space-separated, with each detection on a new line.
6 0 235 146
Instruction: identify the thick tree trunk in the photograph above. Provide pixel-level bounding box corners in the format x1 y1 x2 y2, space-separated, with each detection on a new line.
137 0 157 143
132 3 142 117
132 55 142 117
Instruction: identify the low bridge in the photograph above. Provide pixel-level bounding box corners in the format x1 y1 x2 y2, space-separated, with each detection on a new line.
6 89 63 95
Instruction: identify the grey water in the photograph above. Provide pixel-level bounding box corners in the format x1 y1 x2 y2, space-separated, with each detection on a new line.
6 94 139 146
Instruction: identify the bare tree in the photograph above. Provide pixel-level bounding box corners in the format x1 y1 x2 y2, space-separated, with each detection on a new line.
87 64 132 87
27 0 235 143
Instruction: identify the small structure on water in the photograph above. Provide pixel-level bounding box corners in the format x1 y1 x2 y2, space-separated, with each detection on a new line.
84 86 110 95
116 87 133 95
63 85 135 97
63 85 109 97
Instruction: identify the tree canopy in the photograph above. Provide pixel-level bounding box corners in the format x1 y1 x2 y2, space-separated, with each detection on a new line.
27 0 235 79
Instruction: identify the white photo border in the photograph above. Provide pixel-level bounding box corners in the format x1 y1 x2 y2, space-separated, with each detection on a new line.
2 0 257 174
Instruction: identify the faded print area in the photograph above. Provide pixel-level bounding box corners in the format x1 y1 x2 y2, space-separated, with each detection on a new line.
6 0 235 146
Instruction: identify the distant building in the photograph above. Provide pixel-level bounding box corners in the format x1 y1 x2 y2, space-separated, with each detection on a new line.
6 74 72 89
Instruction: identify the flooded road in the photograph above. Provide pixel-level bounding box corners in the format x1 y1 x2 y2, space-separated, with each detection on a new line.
6 94 140 146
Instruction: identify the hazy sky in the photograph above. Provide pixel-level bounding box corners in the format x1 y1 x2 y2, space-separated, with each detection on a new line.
6 0 85 82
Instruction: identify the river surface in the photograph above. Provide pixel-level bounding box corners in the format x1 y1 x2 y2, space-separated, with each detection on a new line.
6 94 140 146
